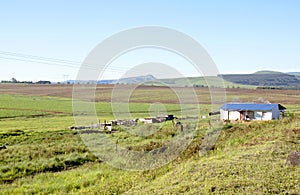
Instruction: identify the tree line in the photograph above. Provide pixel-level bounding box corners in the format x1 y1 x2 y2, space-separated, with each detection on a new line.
1 78 51 84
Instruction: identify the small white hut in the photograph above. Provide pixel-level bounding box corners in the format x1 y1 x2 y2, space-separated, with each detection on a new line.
220 103 286 121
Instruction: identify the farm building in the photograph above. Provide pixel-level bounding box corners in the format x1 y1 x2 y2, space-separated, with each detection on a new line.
220 103 286 121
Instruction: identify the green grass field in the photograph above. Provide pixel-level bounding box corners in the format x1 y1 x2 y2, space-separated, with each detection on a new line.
145 76 257 89
0 85 299 194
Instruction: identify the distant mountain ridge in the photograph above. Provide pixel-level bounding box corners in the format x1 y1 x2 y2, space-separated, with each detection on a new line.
219 71 300 86
287 72 300 76
64 70 300 89
254 70 284 74
67 75 156 84
116 74 156 84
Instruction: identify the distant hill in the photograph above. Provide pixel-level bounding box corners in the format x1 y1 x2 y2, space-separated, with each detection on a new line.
287 72 300 76
254 70 284 74
66 75 253 88
115 74 156 84
97 79 115 84
219 71 300 87
144 76 256 88
66 75 156 85
65 70 300 89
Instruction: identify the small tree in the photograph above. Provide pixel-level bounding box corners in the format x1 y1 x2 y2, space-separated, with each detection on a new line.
11 78 18 83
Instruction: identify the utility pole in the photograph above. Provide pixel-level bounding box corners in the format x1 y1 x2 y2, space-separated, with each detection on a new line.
63 75 69 84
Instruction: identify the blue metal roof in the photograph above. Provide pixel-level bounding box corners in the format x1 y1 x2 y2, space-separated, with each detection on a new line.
220 103 285 111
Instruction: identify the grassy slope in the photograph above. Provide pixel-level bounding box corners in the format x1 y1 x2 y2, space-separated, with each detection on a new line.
0 92 299 194
128 117 300 194
145 76 256 89
1 113 299 194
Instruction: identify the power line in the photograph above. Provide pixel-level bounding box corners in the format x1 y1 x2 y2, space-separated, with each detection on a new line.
0 50 196 77
0 50 133 72
0 51 79 65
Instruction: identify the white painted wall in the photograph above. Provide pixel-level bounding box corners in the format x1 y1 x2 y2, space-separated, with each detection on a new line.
253 111 273 120
220 109 276 121
220 109 228 120
229 111 240 121
220 110 240 120
254 111 263 120
262 112 272 120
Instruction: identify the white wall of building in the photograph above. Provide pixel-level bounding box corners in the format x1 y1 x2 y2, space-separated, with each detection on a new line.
220 110 240 120
254 111 262 120
220 109 228 120
254 111 272 120
220 105 282 121
262 111 272 120
220 109 276 121
229 111 240 121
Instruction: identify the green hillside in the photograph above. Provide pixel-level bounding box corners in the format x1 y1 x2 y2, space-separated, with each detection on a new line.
128 117 300 194
253 70 284 74
1 110 299 194
97 70 300 89
0 93 299 194
145 76 256 89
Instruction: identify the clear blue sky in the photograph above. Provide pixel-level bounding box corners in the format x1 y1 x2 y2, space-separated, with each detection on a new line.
0 0 300 81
